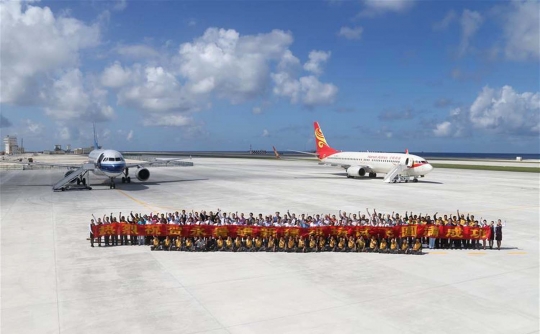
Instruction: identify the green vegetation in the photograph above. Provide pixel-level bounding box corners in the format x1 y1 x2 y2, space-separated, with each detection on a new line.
431 163 540 173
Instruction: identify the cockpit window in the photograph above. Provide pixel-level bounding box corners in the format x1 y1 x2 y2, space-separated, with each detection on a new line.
103 158 108 162
115 157 122 161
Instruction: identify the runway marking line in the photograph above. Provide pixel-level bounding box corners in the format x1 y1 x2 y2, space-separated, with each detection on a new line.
467 252 486 255
116 189 156 211
428 252 447 255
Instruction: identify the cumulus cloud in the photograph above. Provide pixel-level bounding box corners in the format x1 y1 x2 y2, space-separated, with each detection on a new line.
359 0 415 17
103 28 338 125
501 0 539 61
338 26 363 40
0 0 100 104
23 119 44 135
126 129 133 141
433 121 453 137
45 69 115 122
272 49 337 107
262 129 269 137
469 85 539 134
459 9 483 56
433 85 539 137
177 28 293 102
303 51 331 75
0 115 12 128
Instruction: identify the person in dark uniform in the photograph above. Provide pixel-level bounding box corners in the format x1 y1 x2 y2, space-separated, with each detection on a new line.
489 221 495 249
495 220 504 250
89 219 96 247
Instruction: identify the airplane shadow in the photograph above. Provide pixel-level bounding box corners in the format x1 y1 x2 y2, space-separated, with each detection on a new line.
295 173 444 184
18 178 208 191
91 178 208 192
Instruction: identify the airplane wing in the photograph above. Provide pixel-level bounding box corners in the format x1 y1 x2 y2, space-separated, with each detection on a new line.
287 150 318 156
124 157 192 168
19 161 86 169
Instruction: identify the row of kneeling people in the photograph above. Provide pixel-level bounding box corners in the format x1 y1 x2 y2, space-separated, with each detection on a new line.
150 235 423 254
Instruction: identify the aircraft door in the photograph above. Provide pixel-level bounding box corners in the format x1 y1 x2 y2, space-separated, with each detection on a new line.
97 153 104 168
406 158 413 168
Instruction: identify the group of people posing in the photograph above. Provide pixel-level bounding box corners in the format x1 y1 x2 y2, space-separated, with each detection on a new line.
89 208 506 251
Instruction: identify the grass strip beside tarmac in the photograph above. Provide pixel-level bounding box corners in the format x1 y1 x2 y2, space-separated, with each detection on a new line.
431 163 540 173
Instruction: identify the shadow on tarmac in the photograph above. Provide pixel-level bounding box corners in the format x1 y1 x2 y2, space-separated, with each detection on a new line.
295 173 444 184
91 178 208 191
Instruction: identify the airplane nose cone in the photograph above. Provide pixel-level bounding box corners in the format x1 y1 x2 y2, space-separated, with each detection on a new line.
426 164 433 172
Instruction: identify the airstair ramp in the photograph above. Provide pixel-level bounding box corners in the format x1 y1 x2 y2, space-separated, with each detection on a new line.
52 163 94 191
384 164 405 183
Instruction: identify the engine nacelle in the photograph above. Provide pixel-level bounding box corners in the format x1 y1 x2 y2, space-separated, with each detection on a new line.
136 168 150 181
346 166 367 177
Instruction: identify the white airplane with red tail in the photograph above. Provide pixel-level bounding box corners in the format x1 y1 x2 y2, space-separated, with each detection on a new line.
307 122 433 183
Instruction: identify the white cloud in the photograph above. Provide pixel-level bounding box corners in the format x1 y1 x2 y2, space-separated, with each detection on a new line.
100 61 132 88
433 10 457 31
117 65 194 114
469 85 539 134
272 73 337 108
303 51 331 75
177 28 293 102
252 107 262 114
359 0 415 16
45 69 115 122
433 85 539 137
501 0 539 61
126 129 133 141
338 26 363 40
0 1 100 104
433 121 453 137
459 9 483 56
262 129 269 137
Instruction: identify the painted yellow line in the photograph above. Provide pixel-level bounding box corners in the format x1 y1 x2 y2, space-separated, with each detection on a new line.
116 189 156 211
468 252 486 255
428 252 448 255
508 252 527 255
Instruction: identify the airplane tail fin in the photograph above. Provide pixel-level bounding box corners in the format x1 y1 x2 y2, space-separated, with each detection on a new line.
93 123 100 150
314 122 338 159
272 146 281 159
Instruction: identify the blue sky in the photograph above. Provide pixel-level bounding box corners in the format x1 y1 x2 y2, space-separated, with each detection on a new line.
1 0 539 153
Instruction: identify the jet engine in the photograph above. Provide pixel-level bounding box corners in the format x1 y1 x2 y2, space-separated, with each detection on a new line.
346 166 367 177
136 168 150 181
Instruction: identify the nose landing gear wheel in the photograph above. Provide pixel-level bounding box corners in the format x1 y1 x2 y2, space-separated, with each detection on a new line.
127 177 131 183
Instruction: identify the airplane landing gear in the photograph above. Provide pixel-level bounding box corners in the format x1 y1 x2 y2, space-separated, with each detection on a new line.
413 178 418 183
368 173 377 178
109 177 116 189
122 169 131 183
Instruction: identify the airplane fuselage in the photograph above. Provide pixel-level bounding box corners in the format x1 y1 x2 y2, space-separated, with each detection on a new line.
320 152 433 177
88 149 126 178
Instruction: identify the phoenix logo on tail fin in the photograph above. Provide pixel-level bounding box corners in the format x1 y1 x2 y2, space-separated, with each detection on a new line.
313 122 339 159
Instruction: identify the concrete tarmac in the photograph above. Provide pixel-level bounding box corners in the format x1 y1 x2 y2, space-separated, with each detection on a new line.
1 158 538 334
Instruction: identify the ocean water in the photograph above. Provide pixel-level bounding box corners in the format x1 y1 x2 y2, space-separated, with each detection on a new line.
127 150 540 160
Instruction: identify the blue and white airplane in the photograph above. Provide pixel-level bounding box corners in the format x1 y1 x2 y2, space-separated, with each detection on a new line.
30 125 188 191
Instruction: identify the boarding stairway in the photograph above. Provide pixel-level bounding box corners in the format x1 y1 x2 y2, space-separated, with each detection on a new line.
383 164 406 183
52 163 94 191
